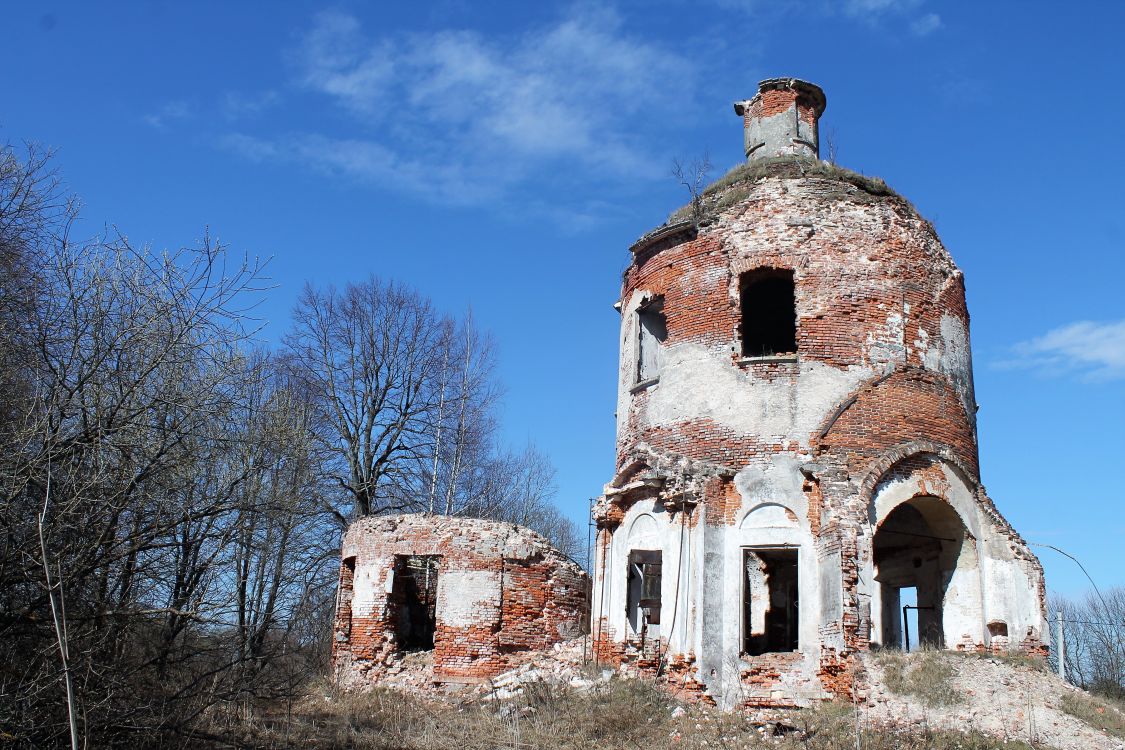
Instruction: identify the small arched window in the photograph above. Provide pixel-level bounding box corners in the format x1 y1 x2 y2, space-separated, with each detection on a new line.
739 269 796 357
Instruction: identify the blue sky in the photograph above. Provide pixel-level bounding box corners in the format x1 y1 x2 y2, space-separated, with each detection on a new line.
4 0 1122 599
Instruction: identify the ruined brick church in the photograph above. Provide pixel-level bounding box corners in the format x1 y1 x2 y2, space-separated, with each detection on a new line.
592 78 1046 707
331 79 1046 708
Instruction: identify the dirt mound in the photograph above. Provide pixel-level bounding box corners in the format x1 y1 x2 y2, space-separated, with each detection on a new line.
862 651 1125 750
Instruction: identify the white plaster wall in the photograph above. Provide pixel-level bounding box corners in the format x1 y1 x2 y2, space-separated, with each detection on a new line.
595 499 696 656
916 312 976 427
981 554 1045 644
437 570 500 627
645 343 870 446
942 538 985 647
352 558 389 618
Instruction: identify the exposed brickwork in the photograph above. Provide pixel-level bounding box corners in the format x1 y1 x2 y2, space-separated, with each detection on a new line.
815 368 979 479
333 514 588 687
598 81 1046 709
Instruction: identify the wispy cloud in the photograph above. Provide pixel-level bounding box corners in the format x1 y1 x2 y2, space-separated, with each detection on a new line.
1001 320 1125 381
144 100 192 129
717 0 941 36
224 7 697 214
909 12 942 36
222 90 280 120
843 0 942 35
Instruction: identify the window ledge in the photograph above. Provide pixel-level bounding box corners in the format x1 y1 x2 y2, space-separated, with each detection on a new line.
630 377 660 393
737 354 798 365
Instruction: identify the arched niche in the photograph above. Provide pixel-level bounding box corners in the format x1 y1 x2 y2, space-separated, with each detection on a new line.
628 512 660 545
739 502 800 530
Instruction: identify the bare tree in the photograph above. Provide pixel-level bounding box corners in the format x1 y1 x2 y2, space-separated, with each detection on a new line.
0 143 579 745
459 443 581 560
1050 587 1125 698
285 278 448 519
672 154 712 226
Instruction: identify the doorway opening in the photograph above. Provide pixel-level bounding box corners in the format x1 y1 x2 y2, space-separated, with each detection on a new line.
873 496 968 650
743 548 799 655
391 555 440 651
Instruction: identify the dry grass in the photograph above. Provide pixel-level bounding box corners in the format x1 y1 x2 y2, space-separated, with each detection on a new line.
1059 690 1125 739
950 648 1050 673
195 678 1047 750
875 650 962 707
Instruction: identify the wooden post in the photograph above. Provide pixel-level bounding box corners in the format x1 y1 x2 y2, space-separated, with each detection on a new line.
1056 610 1066 682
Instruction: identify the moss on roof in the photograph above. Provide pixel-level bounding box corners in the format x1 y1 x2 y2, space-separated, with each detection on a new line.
666 157 905 225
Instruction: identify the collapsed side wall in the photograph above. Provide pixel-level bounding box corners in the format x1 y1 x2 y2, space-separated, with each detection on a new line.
333 514 589 686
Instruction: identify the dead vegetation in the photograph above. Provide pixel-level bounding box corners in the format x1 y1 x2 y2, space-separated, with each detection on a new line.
875 649 962 707
201 677 1044 750
1059 690 1125 739
666 156 901 225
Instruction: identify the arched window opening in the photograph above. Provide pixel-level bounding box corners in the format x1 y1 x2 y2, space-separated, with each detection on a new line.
739 269 796 357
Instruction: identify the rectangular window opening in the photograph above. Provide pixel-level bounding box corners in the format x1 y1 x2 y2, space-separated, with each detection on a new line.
626 549 662 634
637 297 667 382
739 269 796 358
391 555 440 651
743 548 799 655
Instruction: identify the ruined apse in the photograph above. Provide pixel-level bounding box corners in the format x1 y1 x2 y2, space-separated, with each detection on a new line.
333 515 588 686
592 78 1047 708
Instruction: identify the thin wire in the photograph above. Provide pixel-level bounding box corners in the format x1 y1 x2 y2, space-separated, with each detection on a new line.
1029 542 1111 616
1057 620 1120 629
656 501 689 679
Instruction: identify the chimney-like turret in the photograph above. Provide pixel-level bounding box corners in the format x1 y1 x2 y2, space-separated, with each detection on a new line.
734 78 826 162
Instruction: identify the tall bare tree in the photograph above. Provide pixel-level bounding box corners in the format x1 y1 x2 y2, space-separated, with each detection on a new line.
285 278 446 518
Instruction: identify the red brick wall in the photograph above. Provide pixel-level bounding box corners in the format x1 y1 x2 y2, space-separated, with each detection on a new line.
334 515 589 686
617 170 974 492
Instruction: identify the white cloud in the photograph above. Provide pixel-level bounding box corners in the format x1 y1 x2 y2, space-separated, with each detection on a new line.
719 0 940 35
221 132 494 206
144 100 192 129
228 8 697 214
842 0 918 16
910 12 942 36
1003 320 1125 381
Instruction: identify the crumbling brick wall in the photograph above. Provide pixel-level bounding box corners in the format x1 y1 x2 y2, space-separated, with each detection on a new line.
333 514 589 686
596 109 1046 708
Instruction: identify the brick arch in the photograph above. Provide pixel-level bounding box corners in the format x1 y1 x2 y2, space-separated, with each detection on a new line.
858 442 980 506
611 458 653 488
812 367 979 480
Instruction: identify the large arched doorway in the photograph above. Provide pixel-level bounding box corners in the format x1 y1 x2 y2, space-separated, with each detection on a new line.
873 496 972 650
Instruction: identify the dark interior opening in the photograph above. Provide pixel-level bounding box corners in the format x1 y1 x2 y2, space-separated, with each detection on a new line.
740 269 797 357
335 556 356 642
391 555 439 651
744 548 799 655
626 549 662 634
